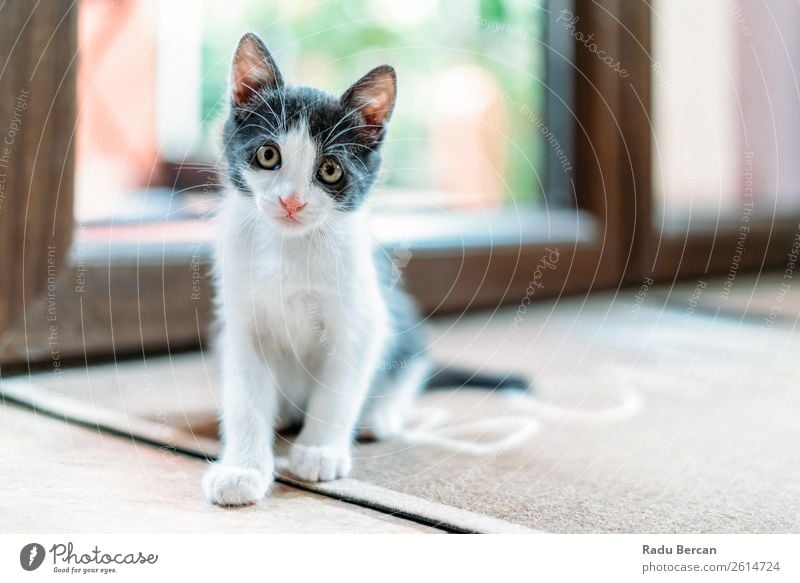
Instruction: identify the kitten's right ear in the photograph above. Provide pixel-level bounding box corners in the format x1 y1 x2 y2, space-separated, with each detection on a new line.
230 33 283 107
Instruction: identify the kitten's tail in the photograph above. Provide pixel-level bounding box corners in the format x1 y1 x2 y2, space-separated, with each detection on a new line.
425 364 531 393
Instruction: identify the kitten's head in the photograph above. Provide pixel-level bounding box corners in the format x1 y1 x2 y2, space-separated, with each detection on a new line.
222 33 396 236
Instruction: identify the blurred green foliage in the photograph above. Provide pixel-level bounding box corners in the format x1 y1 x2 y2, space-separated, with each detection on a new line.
200 0 546 206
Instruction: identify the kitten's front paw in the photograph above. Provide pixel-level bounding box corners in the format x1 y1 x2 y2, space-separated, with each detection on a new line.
289 444 352 482
203 464 272 506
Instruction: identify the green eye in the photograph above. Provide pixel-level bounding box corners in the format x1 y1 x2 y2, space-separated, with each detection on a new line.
318 158 343 184
255 144 281 170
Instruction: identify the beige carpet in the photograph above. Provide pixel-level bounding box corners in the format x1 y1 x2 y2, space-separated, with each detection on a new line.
658 271 800 325
3 286 799 533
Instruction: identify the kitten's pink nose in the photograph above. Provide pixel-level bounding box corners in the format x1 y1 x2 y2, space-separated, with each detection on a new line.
279 195 307 215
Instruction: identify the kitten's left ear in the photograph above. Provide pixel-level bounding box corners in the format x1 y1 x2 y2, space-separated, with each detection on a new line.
341 66 397 140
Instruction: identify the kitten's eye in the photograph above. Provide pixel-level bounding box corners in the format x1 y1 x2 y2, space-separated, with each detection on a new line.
318 158 343 185
255 144 281 170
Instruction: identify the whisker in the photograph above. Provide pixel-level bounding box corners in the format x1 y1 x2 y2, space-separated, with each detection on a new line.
321 101 372 146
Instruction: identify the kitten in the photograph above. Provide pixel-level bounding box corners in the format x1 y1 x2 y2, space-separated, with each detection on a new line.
204 33 524 506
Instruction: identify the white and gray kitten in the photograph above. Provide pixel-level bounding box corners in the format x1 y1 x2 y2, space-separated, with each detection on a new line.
204 33 524 506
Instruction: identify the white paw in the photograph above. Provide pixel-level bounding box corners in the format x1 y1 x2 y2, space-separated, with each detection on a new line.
289 444 352 482
358 409 404 441
202 464 272 507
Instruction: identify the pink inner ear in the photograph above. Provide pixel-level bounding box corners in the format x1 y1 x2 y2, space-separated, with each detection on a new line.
363 94 391 125
355 77 395 126
232 43 273 106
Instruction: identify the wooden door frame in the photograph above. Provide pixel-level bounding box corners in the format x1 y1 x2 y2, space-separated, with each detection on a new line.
0 1 77 360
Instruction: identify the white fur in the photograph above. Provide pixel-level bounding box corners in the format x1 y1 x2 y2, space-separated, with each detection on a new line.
204 121 399 506
358 358 429 441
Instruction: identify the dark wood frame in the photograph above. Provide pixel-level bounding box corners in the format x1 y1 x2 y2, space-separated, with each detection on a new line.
0 1 76 361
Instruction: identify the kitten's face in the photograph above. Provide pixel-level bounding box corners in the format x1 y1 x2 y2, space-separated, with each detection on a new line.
223 33 396 236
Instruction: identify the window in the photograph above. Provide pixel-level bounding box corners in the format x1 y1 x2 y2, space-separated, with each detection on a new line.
3 0 594 367
76 0 552 221
637 0 800 278
10 1 792 367
653 0 800 221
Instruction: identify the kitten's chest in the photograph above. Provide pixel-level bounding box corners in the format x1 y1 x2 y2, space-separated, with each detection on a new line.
249 254 343 347
217 206 377 346
255 291 321 349
254 254 335 293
